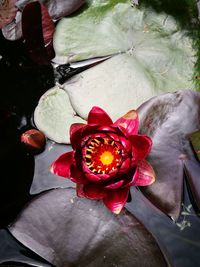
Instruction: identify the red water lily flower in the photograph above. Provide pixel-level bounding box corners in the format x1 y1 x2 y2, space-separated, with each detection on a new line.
50 107 155 214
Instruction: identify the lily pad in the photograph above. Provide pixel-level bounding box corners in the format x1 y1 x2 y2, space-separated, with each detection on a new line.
53 0 197 120
64 52 194 121
9 188 169 267
53 0 196 68
34 86 86 143
137 90 200 220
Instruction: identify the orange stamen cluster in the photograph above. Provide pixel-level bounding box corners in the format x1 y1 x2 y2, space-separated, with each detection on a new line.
86 137 121 174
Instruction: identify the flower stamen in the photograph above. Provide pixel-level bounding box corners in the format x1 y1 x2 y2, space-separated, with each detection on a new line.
86 137 121 174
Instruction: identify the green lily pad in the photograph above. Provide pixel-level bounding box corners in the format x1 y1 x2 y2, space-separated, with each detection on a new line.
53 0 197 120
34 86 85 144
54 0 196 67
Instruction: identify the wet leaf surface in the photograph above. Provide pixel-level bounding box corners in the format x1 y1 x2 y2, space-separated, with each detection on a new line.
30 140 74 195
137 90 200 220
9 188 169 267
0 229 52 266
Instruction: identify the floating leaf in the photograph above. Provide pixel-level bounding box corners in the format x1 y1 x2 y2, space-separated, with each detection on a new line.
52 0 197 120
9 188 169 267
0 0 17 29
22 1 55 64
54 0 196 67
137 90 200 220
64 51 195 122
34 86 85 143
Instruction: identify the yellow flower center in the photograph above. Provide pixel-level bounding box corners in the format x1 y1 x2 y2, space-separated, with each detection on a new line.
85 137 121 174
100 151 114 165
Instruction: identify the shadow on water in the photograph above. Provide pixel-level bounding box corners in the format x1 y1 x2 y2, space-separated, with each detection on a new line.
0 31 55 228
141 0 200 89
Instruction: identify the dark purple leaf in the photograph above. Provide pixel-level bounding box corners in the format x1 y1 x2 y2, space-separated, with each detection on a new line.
42 0 86 20
9 188 169 267
22 1 55 64
0 229 51 266
137 90 200 220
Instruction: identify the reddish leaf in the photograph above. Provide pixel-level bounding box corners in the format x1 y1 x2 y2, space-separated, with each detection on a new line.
22 1 55 64
9 188 168 267
137 90 200 220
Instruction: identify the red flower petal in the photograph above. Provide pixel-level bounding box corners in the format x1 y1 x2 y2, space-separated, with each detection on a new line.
81 125 100 140
88 106 113 126
130 135 152 162
70 165 88 184
83 184 107 200
118 136 132 153
98 125 117 132
50 151 74 178
104 179 124 189
108 132 121 142
70 123 85 149
103 188 130 214
118 158 131 174
82 163 102 182
130 160 156 186
114 110 139 136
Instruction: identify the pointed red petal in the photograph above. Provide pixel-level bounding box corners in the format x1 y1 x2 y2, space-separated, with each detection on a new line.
70 123 85 149
103 188 130 214
114 110 139 136
130 135 152 162
50 151 74 178
83 184 107 200
131 160 156 186
88 106 113 126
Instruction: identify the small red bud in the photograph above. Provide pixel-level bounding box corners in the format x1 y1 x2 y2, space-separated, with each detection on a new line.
21 129 46 154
